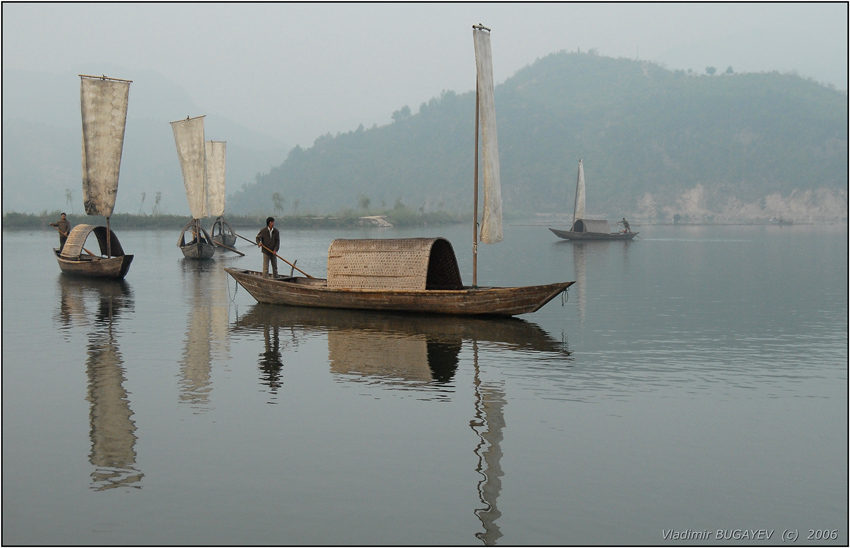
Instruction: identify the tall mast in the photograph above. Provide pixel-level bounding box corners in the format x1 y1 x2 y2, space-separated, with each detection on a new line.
473 79 480 287
472 23 492 288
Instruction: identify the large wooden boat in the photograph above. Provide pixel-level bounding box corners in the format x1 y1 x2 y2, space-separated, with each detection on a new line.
55 224 133 279
228 27 573 317
54 75 134 278
549 159 638 241
226 238 572 316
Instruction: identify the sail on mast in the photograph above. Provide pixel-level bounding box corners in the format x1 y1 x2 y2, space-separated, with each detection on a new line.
171 116 208 219
473 25 503 244
80 75 131 218
205 141 226 218
572 159 586 228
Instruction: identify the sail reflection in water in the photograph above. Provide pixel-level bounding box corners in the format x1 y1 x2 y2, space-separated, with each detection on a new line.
179 260 233 411
55 276 142 491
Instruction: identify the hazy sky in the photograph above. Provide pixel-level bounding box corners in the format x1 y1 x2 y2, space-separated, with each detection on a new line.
3 3 847 148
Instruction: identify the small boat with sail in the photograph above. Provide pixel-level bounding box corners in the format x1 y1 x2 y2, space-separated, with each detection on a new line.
171 115 216 259
205 140 238 249
55 75 134 280
549 159 638 241
227 24 574 317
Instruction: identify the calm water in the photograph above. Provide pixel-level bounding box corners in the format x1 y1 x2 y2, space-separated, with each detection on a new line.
2 222 847 545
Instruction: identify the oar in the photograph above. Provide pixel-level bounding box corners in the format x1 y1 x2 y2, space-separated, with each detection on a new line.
234 232 314 278
213 240 245 256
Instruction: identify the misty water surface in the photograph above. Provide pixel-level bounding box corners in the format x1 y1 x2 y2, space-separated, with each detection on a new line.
2 222 846 545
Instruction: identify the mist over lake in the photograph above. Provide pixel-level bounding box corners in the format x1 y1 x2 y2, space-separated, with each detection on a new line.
2 221 846 545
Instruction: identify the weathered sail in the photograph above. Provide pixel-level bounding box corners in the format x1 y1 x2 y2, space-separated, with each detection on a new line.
573 159 586 226
205 141 226 218
473 27 503 244
80 76 131 218
171 116 207 219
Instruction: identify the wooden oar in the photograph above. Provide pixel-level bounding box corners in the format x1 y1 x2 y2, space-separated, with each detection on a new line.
234 232 314 278
213 240 245 256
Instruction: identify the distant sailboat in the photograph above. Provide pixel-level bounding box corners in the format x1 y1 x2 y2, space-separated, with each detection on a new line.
549 159 638 241
54 75 134 279
171 115 216 259
205 140 237 249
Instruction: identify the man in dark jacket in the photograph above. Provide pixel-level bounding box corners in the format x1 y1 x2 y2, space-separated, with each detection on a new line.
256 216 280 278
49 212 72 250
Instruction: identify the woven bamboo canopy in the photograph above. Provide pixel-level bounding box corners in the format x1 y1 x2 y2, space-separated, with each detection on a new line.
327 238 463 291
573 219 611 233
60 224 126 258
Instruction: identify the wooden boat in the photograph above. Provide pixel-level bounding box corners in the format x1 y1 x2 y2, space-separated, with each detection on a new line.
171 115 218 259
178 218 216 259
549 159 638 241
210 216 237 248
54 75 134 278
54 224 134 279
227 27 573 317
226 237 573 316
550 225 637 241
205 141 238 250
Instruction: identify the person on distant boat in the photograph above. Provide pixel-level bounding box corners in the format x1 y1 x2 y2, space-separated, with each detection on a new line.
49 212 71 250
256 216 280 278
619 217 631 233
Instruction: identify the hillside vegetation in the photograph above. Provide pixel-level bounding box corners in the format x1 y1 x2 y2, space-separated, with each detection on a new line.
229 51 847 222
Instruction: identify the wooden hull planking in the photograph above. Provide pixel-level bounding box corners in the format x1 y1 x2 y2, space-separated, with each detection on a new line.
54 249 134 279
212 234 237 249
549 228 638 241
226 268 573 316
180 241 216 259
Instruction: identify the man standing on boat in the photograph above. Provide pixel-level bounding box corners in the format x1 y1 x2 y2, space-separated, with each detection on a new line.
619 217 632 233
49 212 71 251
256 216 280 278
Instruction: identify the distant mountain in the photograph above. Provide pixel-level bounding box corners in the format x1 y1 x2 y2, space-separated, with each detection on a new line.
2 67 289 215
228 51 847 222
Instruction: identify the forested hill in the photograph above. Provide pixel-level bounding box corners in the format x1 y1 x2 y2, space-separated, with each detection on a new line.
229 51 847 222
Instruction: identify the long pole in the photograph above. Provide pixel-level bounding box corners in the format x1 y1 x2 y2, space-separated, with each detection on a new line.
213 240 245 256
473 80 480 288
234 232 313 278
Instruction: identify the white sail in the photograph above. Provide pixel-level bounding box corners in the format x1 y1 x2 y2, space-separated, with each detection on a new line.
205 141 226 218
80 76 131 218
473 26 503 244
573 159 586 227
171 116 207 219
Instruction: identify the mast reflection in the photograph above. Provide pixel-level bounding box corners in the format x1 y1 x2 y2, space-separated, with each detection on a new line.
471 343 506 545
232 304 571 541
56 276 142 491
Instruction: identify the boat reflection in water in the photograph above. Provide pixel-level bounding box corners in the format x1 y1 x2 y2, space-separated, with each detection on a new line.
232 303 570 543
179 259 234 412
55 276 142 491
